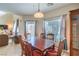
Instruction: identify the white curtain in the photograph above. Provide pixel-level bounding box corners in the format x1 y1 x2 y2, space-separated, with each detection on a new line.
60 15 66 41
13 19 19 35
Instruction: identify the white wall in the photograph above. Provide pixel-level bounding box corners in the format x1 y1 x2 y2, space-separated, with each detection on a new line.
36 20 44 37
0 13 13 24
19 16 24 35
0 13 14 31
0 13 22 31
45 4 79 18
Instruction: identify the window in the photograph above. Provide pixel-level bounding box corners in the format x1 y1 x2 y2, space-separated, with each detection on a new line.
44 16 65 42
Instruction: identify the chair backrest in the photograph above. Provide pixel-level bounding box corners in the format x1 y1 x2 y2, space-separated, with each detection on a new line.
18 35 23 48
40 33 46 39
18 35 32 56
18 35 26 55
32 48 43 56
47 33 54 40
43 40 64 56
57 40 64 56
21 39 25 52
24 42 32 56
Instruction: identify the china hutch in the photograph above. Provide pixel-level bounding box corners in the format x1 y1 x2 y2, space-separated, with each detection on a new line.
70 9 79 56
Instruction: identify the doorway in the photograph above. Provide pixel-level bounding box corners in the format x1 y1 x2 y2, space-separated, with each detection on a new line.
26 21 36 41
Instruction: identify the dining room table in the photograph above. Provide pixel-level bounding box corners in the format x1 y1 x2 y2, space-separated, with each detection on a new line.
25 36 55 51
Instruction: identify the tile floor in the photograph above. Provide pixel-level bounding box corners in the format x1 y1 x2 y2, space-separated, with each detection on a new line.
0 39 21 56
0 39 69 56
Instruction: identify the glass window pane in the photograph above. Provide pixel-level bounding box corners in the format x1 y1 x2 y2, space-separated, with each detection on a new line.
44 17 62 42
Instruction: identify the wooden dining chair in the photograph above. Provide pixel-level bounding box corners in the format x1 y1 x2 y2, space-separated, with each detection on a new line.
24 42 32 56
24 42 44 56
32 47 43 56
19 36 42 56
19 35 44 56
18 35 26 56
20 40 32 56
23 42 43 56
45 40 64 56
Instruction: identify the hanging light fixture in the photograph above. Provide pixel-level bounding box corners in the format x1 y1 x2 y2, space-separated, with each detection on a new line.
34 3 44 18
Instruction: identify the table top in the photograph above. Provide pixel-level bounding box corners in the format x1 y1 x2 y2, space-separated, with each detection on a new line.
26 37 54 51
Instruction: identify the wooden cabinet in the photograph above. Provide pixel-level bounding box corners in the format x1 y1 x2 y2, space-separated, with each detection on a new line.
70 9 79 56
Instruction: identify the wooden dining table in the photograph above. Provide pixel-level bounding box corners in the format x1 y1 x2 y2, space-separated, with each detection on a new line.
25 36 54 51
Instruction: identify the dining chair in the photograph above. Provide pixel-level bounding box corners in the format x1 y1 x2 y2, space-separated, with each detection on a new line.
19 36 42 56
19 35 45 56
32 47 43 56
25 42 44 56
24 42 32 56
18 35 26 56
47 33 54 40
45 40 64 56
40 33 46 39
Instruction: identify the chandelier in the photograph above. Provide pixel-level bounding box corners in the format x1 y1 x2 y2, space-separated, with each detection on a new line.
34 3 44 18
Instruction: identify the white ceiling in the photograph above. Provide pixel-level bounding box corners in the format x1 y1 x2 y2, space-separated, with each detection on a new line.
0 3 70 16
